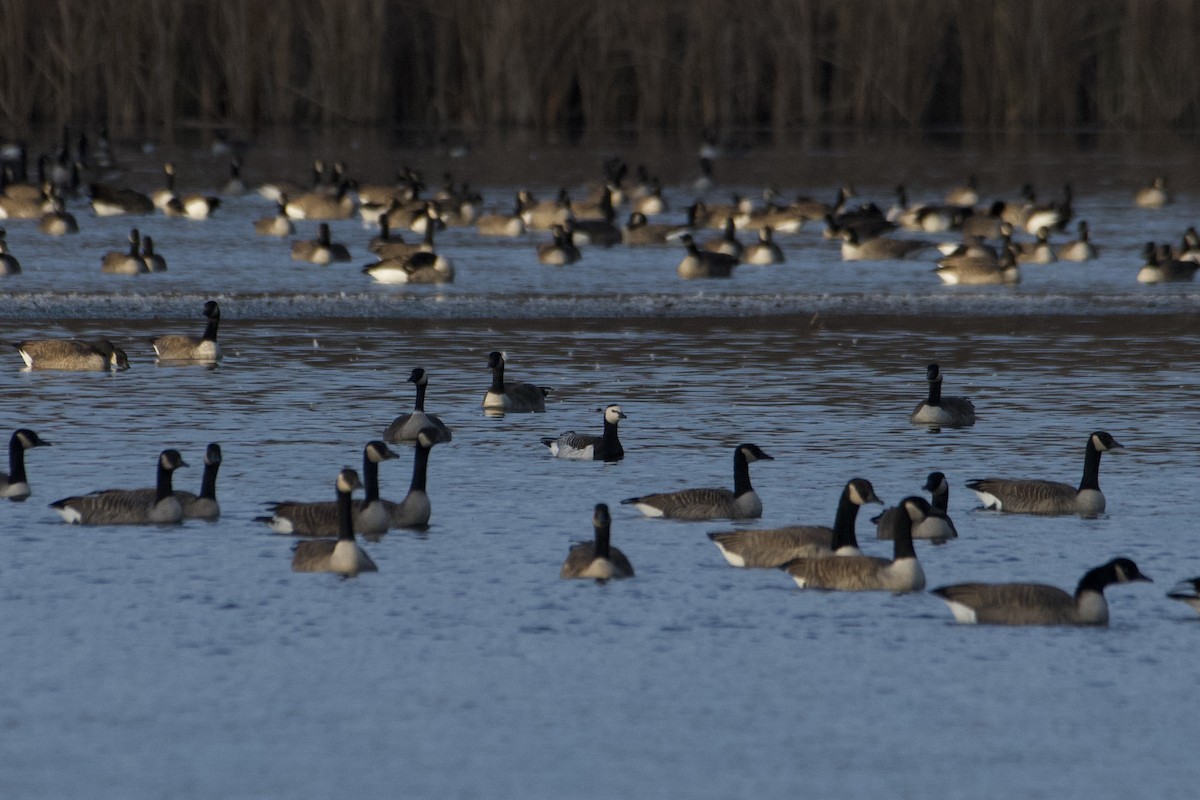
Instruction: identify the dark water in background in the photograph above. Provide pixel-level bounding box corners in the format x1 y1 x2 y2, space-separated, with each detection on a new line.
1 133 1199 798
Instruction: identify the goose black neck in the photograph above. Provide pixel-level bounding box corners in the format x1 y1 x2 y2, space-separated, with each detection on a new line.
155 462 175 503
829 487 863 550
732 449 753 497
1075 563 1114 598
930 488 949 513
413 381 427 412
201 313 219 343
489 362 506 393
198 461 220 500
600 417 623 461
926 377 943 407
892 509 916 560
410 444 431 492
336 487 354 540
8 434 26 483
362 455 382 503
1079 438 1103 491
593 522 611 560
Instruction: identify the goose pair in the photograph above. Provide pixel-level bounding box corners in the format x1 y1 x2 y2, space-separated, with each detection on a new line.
541 404 625 462
483 351 549 413
910 363 975 428
119 443 223 520
780 496 929 593
262 441 398 536
875 472 958 544
50 449 188 524
741 227 785 264
101 229 147 274
151 300 222 362
622 443 772 520
967 431 1121 516
560 504 634 581
932 558 1151 625
1 429 51 501
15 338 129 371
291 469 378 577
708 477 880 567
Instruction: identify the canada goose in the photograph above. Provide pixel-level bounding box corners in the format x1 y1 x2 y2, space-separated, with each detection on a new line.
960 200 1006 239
262 441 398 536
254 197 295 236
1179 227 1200 263
406 200 447 234
931 558 1151 625
541 404 626 461
373 217 436 261
936 234 999 259
910 363 976 427
875 472 957 544
151 300 221 362
708 477 881 567
285 181 355 220
935 248 1020 285
0 228 19 274
151 162 179 209
677 233 738 279
621 212 673 245
482 351 549 413
824 206 895 241
966 431 1122 516
383 367 453 445
1166 578 1200 615
380 428 439 528
89 182 153 216
475 194 527 237
703 217 744 259
945 175 980 207
840 229 930 261
37 195 78 235
1057 220 1098 262
140 235 167 272
0 185 46 219
291 223 351 264
740 196 805 234
741 226 785 264
561 504 635 581
218 157 246 196
781 496 928 592
1134 176 1170 209
362 248 454 284
50 449 188 525
537 224 581 265
122 442 222 520
521 188 571 230
290 469 378 577
15 338 129 371
164 185 219 218
1137 242 1198 283
101 229 147 274
1023 184 1072 234
368 212 403 252
1 429 50 501
621 443 773 521
1015 226 1056 264
632 181 667 217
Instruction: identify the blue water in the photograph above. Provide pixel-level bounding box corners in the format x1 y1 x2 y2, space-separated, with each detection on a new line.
1 139 1199 799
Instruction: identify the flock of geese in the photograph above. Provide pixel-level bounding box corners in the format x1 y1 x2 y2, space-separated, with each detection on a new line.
1 136 1196 625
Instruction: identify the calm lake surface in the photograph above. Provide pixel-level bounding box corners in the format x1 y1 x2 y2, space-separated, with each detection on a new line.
1 133 1198 798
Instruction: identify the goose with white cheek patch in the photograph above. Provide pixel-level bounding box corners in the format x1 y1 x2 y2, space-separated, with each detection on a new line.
50 449 188 525
781 495 928 592
482 351 550 413
621 443 773 521
291 469 378 577
966 431 1121 516
708 477 880 567
1167 578 1200 616
1 429 51 501
910 363 976 428
560 504 634 581
381 428 439 528
260 441 398 536
931 558 1151 625
383 367 452 445
151 300 221 362
875 471 957 544
122 443 223 520
541 404 626 462
676 233 738 279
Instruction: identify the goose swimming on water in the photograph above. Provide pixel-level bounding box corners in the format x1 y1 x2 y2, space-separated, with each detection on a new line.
261 441 398 536
15 338 129 371
541 404 626 461
560 503 634 581
50 449 188 525
910 363 976 428
383 367 453 444
482 351 549 413
381 428 439 528
123 443 222 520
291 469 378 576
875 471 957 544
966 431 1122 516
622 443 773 521
151 300 221 362
1 429 51 501
931 558 1151 625
708 477 881 567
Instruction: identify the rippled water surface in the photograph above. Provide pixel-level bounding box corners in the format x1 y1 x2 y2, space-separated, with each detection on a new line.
2 139 1199 798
